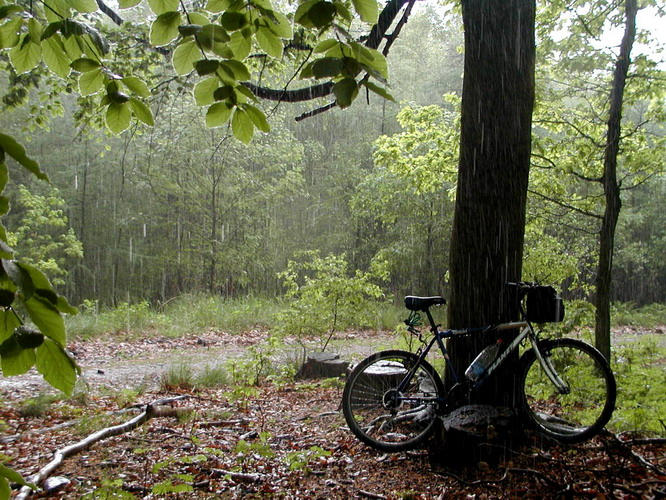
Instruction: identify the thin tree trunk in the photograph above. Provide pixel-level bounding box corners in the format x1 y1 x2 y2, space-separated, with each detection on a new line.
447 0 535 406
595 0 637 362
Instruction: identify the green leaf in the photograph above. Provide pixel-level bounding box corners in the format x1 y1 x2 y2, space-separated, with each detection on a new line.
294 0 318 26
193 77 218 106
60 19 85 37
41 21 62 41
0 134 48 180
150 11 182 46
213 85 234 101
172 39 199 75
362 80 394 101
0 5 24 19
205 102 233 128
205 0 231 13
70 57 100 72
0 238 10 260
41 35 71 78
221 11 248 31
105 101 131 134
0 18 22 49
194 58 220 76
351 0 377 24
78 68 105 95
36 338 78 395
314 38 337 53
242 104 270 132
67 0 98 13
333 77 358 108
231 108 253 143
229 31 251 59
0 161 7 191
178 24 202 37
235 85 257 102
0 478 8 499
341 56 362 77
28 17 42 40
198 24 230 46
148 0 179 15
334 2 352 22
8 35 41 74
45 0 71 22
2 260 33 299
220 59 250 80
0 196 8 216
304 1 336 28
129 98 154 126
62 33 82 58
187 12 210 25
24 296 66 346
0 463 32 488
0 309 20 344
122 76 151 97
256 26 282 58
311 57 342 78
56 296 78 315
0 336 35 376
118 0 142 7
266 11 292 38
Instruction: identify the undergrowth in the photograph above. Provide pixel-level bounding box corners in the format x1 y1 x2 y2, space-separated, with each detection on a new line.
611 336 666 435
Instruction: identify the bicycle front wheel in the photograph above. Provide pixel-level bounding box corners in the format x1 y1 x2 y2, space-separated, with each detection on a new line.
342 350 444 452
519 338 616 443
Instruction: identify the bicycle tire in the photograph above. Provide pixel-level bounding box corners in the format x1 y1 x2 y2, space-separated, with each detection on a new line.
519 338 616 443
342 350 445 452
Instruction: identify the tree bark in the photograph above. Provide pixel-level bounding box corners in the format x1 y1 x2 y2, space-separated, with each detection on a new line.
595 0 637 362
447 0 535 406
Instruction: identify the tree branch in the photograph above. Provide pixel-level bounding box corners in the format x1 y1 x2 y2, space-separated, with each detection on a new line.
95 0 123 25
529 188 602 220
242 0 412 103
15 397 190 500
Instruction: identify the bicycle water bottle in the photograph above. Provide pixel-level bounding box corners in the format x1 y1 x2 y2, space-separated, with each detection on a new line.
465 339 502 382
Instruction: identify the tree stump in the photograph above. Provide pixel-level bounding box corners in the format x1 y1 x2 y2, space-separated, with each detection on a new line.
295 352 349 379
431 404 522 466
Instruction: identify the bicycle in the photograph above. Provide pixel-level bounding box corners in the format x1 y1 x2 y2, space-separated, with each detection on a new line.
341 282 616 452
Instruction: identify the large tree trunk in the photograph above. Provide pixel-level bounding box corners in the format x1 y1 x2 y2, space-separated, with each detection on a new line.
595 0 637 362
447 0 535 406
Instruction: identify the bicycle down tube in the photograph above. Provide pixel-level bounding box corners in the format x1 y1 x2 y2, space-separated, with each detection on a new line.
397 318 570 401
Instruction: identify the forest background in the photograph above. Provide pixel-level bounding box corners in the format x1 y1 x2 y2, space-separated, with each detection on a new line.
1 1 664 312
0 0 665 496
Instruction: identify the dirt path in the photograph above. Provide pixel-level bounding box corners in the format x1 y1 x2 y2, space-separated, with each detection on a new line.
0 329 395 401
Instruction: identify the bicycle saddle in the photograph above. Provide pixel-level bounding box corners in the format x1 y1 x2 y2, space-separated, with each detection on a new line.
404 295 446 311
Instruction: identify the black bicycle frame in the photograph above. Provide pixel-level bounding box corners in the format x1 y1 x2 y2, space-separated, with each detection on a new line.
395 309 534 404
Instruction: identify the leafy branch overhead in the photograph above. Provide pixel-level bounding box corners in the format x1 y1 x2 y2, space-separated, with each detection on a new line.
0 0 405 143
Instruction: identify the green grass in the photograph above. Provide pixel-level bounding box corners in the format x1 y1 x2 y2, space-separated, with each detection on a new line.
611 335 666 435
195 365 229 388
611 302 666 328
66 294 286 339
159 364 195 392
65 294 409 340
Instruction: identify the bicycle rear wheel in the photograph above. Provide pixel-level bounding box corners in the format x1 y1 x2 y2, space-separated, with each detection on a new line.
519 338 616 443
342 350 444 452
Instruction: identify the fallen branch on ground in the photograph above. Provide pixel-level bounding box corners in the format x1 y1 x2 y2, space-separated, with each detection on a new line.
211 468 265 483
15 397 189 499
602 430 666 476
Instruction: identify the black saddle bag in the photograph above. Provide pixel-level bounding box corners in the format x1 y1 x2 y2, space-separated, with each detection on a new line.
526 286 565 323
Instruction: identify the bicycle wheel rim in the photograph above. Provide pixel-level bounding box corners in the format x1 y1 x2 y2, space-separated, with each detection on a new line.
521 339 616 443
343 351 442 451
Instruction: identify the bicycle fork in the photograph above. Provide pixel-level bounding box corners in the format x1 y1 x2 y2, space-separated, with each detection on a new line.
528 330 570 395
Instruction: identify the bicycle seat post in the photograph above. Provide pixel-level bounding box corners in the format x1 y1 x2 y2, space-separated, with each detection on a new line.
424 307 439 335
